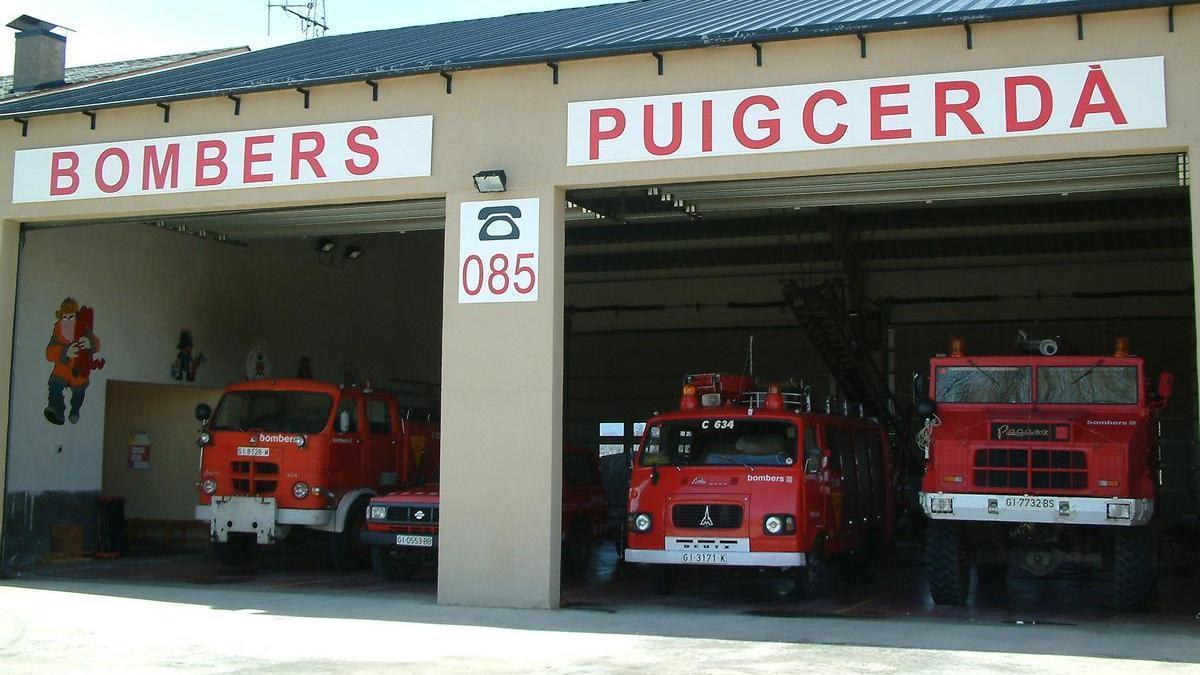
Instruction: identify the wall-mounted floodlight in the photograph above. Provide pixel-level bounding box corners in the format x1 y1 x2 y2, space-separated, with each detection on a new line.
472 169 507 193
315 238 336 253
343 246 364 261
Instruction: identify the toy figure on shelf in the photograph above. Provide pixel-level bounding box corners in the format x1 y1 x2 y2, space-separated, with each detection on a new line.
171 329 206 382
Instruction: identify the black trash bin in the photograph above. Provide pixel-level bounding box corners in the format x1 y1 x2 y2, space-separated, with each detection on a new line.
96 496 126 558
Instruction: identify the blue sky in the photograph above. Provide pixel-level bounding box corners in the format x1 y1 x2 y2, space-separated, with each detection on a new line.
2 0 628 73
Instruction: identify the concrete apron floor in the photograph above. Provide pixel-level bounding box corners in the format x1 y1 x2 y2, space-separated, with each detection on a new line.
3 542 1199 673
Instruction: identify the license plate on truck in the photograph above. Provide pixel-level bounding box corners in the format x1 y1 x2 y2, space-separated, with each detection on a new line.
680 552 727 564
395 535 433 547
1005 497 1057 509
236 447 270 457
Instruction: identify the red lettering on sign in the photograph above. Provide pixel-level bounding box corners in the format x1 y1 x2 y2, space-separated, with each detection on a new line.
291 131 327 179
701 100 713 152
243 134 275 183
142 144 180 190
643 103 683 156
870 84 912 140
49 151 80 196
344 126 378 176
1070 65 1128 128
935 80 984 136
733 95 780 150
1005 75 1054 132
95 147 130 194
589 108 626 161
195 140 229 187
802 89 848 145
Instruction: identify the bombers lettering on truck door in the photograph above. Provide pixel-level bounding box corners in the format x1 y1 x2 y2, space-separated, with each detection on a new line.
12 116 434 203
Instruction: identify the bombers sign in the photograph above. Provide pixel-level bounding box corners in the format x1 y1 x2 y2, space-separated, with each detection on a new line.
12 116 433 203
566 58 1165 165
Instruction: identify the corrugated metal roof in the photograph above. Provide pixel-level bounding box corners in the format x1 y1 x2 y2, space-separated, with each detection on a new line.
0 0 1187 119
0 48 246 101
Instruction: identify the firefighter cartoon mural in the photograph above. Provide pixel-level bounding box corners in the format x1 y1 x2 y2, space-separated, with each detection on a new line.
171 329 206 381
44 297 104 426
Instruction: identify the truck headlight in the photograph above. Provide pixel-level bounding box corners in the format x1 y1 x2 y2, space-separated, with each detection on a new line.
1106 503 1132 520
368 505 387 520
929 497 953 514
763 514 795 535
293 481 310 499
631 513 652 532
200 478 218 495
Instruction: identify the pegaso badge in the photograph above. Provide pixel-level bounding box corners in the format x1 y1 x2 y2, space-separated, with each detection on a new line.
700 506 714 528
414 510 426 520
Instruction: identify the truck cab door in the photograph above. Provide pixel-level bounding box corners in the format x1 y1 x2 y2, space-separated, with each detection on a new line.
328 394 364 495
365 395 398 492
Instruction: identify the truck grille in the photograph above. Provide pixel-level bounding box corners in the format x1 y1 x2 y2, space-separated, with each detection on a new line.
672 504 743 529
973 448 1087 490
383 505 439 525
230 461 279 495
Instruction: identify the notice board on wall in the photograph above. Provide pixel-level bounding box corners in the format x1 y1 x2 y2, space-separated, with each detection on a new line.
128 431 150 470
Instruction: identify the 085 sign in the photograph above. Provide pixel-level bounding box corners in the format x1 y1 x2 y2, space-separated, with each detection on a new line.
458 198 540 304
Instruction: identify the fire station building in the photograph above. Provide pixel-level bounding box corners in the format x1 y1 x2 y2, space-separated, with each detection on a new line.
0 0 1197 609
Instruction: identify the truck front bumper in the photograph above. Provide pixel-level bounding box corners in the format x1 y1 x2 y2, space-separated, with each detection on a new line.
920 492 1153 527
196 500 333 543
626 537 805 567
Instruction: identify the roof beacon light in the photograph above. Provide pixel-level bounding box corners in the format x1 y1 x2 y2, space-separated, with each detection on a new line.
1114 337 1130 357
680 384 699 411
949 337 966 357
765 383 784 411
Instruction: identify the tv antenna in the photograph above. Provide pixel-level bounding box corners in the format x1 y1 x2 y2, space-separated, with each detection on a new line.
268 1 328 39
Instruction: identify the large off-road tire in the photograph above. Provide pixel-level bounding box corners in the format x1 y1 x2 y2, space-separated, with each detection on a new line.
371 545 417 581
651 566 676 595
1114 527 1156 611
562 522 592 579
330 497 371 571
926 520 969 605
213 533 258 567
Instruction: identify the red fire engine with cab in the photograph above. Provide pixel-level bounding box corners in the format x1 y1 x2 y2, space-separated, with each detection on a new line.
194 379 439 568
918 336 1171 609
625 373 893 597
360 446 609 579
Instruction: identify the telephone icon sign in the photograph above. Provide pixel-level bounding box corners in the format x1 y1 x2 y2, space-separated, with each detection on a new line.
478 206 522 241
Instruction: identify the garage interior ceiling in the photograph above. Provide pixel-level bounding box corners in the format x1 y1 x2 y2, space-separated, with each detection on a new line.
565 153 1191 280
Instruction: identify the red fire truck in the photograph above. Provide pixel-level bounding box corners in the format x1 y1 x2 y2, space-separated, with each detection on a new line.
194 379 439 568
624 373 893 597
918 337 1172 609
361 446 609 580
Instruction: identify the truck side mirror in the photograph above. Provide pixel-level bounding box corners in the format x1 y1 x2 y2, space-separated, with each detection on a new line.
1157 372 1174 403
337 410 352 433
195 403 212 423
915 397 936 418
804 457 820 475
913 372 935 417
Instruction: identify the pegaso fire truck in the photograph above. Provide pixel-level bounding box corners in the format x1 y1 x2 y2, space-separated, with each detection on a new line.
625 373 893 597
194 379 439 568
917 336 1172 609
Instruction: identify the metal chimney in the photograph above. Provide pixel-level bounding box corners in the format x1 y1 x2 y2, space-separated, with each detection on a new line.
7 15 67 93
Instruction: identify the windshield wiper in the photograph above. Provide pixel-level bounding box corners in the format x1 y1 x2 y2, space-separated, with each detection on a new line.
706 453 754 470
1072 360 1104 384
968 359 999 387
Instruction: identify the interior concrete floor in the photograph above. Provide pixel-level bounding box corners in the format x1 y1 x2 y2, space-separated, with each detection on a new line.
3 536 1198 672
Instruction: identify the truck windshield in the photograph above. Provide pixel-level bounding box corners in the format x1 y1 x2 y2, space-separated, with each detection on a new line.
211 391 333 434
640 420 797 467
935 365 1031 404
1037 365 1138 404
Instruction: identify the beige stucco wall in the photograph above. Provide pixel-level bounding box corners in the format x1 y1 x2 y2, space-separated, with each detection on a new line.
0 6 1197 603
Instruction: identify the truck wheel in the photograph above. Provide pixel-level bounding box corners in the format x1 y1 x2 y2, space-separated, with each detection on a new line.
562 523 592 578
926 521 969 605
371 546 417 581
213 533 257 567
330 497 371 571
651 567 676 595
795 545 824 600
1114 527 1156 611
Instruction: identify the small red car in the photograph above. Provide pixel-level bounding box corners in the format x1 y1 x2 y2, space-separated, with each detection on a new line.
361 446 609 579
